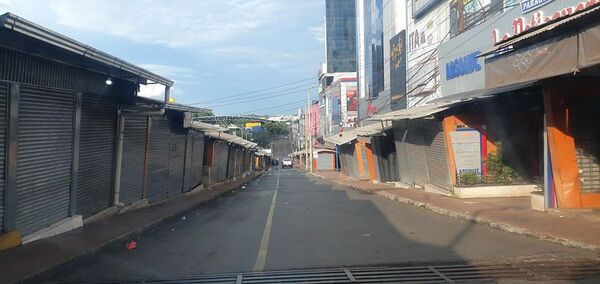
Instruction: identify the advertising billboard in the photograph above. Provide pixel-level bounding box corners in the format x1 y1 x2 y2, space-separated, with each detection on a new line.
346 89 358 111
245 122 262 128
390 30 407 111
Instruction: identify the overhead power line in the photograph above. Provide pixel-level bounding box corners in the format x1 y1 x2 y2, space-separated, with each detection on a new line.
189 77 316 105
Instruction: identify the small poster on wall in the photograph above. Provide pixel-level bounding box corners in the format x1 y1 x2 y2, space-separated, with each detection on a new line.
450 128 482 176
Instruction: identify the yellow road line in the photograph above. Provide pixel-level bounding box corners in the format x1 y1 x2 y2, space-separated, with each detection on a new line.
253 170 280 272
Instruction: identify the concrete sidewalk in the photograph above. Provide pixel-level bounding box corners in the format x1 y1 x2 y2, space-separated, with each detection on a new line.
0 172 263 284
311 170 600 252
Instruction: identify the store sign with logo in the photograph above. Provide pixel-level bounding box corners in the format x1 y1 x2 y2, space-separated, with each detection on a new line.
445 51 482 80
492 0 600 45
521 0 555 13
450 129 482 176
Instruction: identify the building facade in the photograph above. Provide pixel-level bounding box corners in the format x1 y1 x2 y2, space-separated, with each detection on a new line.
325 0 358 73
356 0 387 122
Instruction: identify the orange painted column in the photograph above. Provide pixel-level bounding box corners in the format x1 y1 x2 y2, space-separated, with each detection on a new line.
365 143 377 181
443 117 458 186
354 141 365 179
543 80 582 208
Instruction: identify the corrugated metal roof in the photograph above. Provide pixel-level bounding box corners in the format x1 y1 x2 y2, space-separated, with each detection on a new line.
205 131 257 149
166 103 211 113
0 13 173 86
428 81 538 104
323 122 392 146
324 128 359 146
190 121 228 132
481 4 600 56
367 102 455 121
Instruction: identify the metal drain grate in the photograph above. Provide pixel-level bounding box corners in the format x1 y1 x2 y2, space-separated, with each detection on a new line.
54 261 600 283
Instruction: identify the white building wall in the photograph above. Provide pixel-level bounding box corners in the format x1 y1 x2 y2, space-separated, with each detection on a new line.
383 0 407 93
356 0 367 100
406 0 450 108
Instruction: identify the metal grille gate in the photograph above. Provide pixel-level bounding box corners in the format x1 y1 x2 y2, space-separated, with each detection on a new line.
0 83 7 229
570 96 600 193
147 117 170 203
394 129 413 185
16 86 74 235
190 132 204 188
77 94 116 217
406 128 430 187
167 130 186 198
425 124 452 191
119 115 147 204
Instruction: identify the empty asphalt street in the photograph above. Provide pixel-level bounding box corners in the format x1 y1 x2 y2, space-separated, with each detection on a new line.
50 167 597 282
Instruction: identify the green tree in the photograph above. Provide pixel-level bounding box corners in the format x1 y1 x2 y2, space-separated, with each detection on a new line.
253 129 272 148
263 121 289 136
192 109 214 119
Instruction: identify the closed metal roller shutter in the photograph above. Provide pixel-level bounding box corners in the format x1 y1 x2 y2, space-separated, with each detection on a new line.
182 132 193 192
77 94 116 217
16 86 74 235
0 83 7 228
147 117 170 203
340 143 358 178
219 142 229 182
227 146 235 179
360 145 371 179
119 115 147 204
394 129 412 185
406 128 430 187
317 152 334 170
191 132 204 188
425 124 452 191
571 97 600 193
167 130 186 197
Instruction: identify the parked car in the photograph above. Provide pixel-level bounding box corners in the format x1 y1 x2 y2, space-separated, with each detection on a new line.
272 159 279 166
282 158 293 168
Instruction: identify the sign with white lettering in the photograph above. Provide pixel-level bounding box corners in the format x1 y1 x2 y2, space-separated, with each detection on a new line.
521 0 555 13
492 0 600 45
450 129 482 176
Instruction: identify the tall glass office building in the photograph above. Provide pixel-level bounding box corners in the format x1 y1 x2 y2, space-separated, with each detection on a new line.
325 0 357 73
363 0 384 98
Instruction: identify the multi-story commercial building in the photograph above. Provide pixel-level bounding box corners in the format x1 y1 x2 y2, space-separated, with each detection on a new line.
320 77 358 138
384 0 408 110
325 0 357 73
356 0 387 122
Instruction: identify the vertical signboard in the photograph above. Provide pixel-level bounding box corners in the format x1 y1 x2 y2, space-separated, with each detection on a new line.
347 89 358 111
450 129 482 176
390 30 407 111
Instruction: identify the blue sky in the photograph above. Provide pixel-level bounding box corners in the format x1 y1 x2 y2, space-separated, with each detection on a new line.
0 0 325 115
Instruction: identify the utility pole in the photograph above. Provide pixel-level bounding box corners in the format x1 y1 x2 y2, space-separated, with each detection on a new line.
308 85 315 172
305 88 310 171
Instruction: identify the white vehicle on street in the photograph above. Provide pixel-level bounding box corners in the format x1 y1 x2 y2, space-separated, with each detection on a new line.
282 158 293 169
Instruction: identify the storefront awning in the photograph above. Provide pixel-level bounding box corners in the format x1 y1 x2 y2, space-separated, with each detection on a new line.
356 121 393 136
205 131 256 149
482 5 600 89
324 128 359 146
190 121 229 132
481 5 600 57
429 81 539 104
367 102 455 121
324 122 393 146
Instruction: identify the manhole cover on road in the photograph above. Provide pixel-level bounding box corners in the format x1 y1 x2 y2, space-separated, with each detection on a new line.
51 261 600 283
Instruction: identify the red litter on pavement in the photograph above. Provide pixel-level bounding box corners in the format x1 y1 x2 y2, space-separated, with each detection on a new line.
126 240 137 251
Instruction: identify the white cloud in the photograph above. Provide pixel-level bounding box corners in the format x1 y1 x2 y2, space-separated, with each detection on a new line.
138 83 165 100
138 64 196 79
48 0 283 48
0 0 12 6
309 25 324 42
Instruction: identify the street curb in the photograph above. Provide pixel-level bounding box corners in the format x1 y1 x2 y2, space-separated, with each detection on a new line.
20 172 264 284
309 172 600 252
